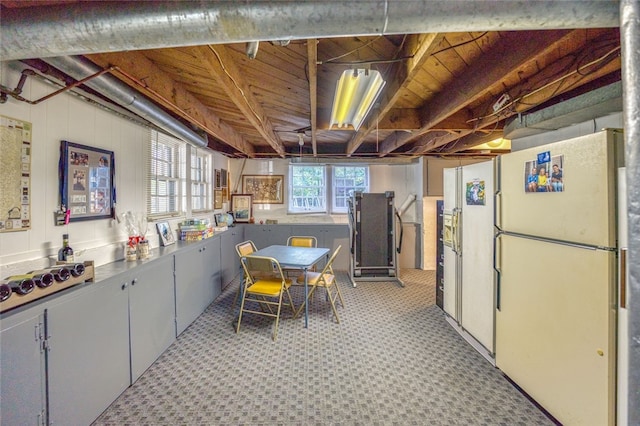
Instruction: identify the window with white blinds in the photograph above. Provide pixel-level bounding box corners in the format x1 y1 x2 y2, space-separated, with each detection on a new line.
190 148 212 212
147 130 186 217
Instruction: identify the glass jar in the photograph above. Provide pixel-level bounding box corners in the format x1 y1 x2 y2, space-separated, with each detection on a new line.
137 240 150 259
125 243 138 261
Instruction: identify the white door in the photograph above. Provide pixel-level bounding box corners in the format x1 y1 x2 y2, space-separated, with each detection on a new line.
442 167 459 318
460 159 495 353
495 234 616 426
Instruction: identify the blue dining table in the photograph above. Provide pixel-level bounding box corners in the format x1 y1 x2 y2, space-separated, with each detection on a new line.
248 244 330 328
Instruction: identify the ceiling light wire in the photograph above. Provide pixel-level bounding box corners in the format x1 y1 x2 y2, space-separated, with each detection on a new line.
208 45 263 126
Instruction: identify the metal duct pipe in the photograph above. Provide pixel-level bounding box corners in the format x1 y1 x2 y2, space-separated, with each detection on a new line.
42 56 207 148
1 1 619 61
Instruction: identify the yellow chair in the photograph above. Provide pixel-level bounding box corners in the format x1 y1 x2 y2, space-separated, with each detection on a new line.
284 236 318 278
286 235 317 248
294 245 344 323
237 256 296 341
230 240 258 312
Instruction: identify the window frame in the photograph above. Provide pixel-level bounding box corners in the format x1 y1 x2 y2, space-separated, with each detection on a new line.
288 164 327 214
190 147 213 213
331 165 370 214
287 164 370 214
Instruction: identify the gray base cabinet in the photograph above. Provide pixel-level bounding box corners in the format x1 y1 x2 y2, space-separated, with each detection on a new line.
203 236 222 304
128 256 176 382
47 276 130 426
220 226 244 287
175 238 222 335
47 255 176 425
244 224 290 249
0 229 242 425
257 224 350 270
0 311 46 426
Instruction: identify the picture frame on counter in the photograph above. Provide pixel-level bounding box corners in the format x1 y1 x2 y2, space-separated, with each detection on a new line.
156 221 175 246
231 193 252 223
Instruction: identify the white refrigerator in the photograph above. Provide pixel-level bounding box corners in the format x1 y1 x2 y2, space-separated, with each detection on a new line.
442 159 496 364
495 129 623 426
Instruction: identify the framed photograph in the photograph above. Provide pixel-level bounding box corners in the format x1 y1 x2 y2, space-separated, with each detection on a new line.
220 169 228 188
214 189 223 209
156 221 175 246
231 194 252 223
215 169 221 189
242 174 284 204
60 140 115 222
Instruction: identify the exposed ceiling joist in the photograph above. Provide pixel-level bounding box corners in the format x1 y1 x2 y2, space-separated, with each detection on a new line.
194 45 285 157
346 33 445 156
1 2 622 159
307 38 318 156
87 50 255 156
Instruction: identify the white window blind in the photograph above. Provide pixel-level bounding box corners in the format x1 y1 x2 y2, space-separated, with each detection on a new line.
190 147 212 212
146 130 186 217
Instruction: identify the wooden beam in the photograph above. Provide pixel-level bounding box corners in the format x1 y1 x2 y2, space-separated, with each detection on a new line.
192 45 286 157
346 33 445 155
378 29 572 156
307 38 318 156
86 51 255 157
428 34 622 155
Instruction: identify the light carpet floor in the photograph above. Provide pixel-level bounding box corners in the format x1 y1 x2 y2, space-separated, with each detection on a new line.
93 269 555 426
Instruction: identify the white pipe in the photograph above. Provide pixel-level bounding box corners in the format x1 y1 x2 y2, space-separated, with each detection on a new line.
398 193 417 216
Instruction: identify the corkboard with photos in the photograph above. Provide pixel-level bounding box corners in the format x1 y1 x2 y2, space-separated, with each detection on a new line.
60 140 115 222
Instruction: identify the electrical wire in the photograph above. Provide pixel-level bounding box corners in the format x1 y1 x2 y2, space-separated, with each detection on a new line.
430 32 489 56
468 45 621 124
320 36 383 64
207 45 264 127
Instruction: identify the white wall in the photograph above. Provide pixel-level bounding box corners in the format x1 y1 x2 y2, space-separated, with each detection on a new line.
0 61 425 275
0 63 229 276
229 158 424 225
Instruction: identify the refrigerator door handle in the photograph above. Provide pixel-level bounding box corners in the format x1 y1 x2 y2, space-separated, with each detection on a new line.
494 190 502 231
494 232 502 311
451 208 459 254
620 247 627 309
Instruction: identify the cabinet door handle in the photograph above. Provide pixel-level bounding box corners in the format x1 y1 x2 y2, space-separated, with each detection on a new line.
131 278 138 286
121 282 128 290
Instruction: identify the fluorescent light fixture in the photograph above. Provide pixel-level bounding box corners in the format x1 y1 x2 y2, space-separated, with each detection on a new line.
329 69 385 131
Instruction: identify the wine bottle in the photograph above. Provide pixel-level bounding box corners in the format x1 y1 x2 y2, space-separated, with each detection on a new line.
58 234 75 262
5 277 35 295
30 267 70 282
11 273 55 288
50 268 71 282
64 263 85 277
0 283 11 302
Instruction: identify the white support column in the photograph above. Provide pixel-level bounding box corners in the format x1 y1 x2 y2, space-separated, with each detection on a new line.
621 1 640 424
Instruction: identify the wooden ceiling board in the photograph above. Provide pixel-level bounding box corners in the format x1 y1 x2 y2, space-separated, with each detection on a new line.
3 0 622 158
